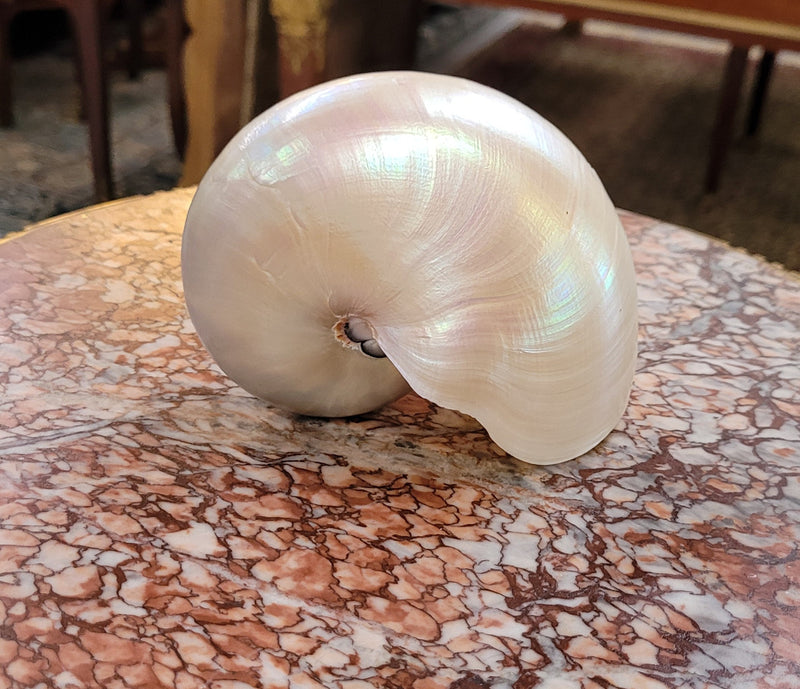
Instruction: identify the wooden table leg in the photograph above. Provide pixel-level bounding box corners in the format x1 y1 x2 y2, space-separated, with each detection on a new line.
164 0 187 159
269 0 332 99
67 0 114 201
124 0 143 79
746 50 776 137
0 2 13 127
179 0 246 186
704 44 748 194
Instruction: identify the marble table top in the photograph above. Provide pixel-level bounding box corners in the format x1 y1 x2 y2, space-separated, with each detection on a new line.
1 188 799 689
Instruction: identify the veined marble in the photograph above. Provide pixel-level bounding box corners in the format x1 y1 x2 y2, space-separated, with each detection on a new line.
0 188 799 689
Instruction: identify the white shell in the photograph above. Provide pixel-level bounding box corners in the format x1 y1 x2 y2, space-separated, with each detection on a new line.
181 71 638 465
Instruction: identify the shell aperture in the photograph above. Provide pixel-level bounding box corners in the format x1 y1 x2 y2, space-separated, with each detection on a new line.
181 71 638 464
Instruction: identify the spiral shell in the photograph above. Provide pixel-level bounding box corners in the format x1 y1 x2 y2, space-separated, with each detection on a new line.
181 71 638 464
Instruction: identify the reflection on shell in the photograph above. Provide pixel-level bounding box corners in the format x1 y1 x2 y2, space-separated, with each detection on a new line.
181 71 638 465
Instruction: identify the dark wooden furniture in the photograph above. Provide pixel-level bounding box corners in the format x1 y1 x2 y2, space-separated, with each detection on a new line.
452 0 800 190
0 0 186 201
1 0 114 200
178 1 798 190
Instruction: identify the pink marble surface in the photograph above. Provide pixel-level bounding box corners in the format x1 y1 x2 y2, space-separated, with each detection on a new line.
0 188 799 689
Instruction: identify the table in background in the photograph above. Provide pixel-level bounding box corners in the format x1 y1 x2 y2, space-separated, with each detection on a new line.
454 0 800 192
0 189 799 688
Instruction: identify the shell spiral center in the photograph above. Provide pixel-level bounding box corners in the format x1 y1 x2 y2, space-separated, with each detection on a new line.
332 316 385 358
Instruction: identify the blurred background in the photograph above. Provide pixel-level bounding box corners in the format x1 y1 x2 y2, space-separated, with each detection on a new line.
1 0 798 270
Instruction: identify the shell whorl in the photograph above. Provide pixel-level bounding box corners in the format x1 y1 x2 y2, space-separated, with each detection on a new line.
181 71 638 464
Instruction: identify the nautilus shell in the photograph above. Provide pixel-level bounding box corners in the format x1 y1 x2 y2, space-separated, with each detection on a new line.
181 71 638 465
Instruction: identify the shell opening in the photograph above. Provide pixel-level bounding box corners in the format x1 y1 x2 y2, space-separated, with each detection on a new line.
333 316 386 359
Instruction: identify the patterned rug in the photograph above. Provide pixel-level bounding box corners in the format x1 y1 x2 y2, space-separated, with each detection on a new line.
2 8 799 271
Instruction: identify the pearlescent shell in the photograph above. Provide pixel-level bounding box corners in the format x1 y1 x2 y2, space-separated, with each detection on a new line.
181 71 638 464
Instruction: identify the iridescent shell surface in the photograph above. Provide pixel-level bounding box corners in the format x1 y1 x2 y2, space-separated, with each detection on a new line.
181 71 638 464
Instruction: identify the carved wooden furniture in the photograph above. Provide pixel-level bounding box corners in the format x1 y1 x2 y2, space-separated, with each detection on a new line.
179 0 421 186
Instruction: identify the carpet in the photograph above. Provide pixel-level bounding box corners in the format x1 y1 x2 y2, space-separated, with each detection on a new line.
1 7 798 272
453 14 800 271
0 49 181 236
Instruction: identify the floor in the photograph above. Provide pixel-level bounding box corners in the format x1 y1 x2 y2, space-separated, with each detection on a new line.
456 12 800 272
